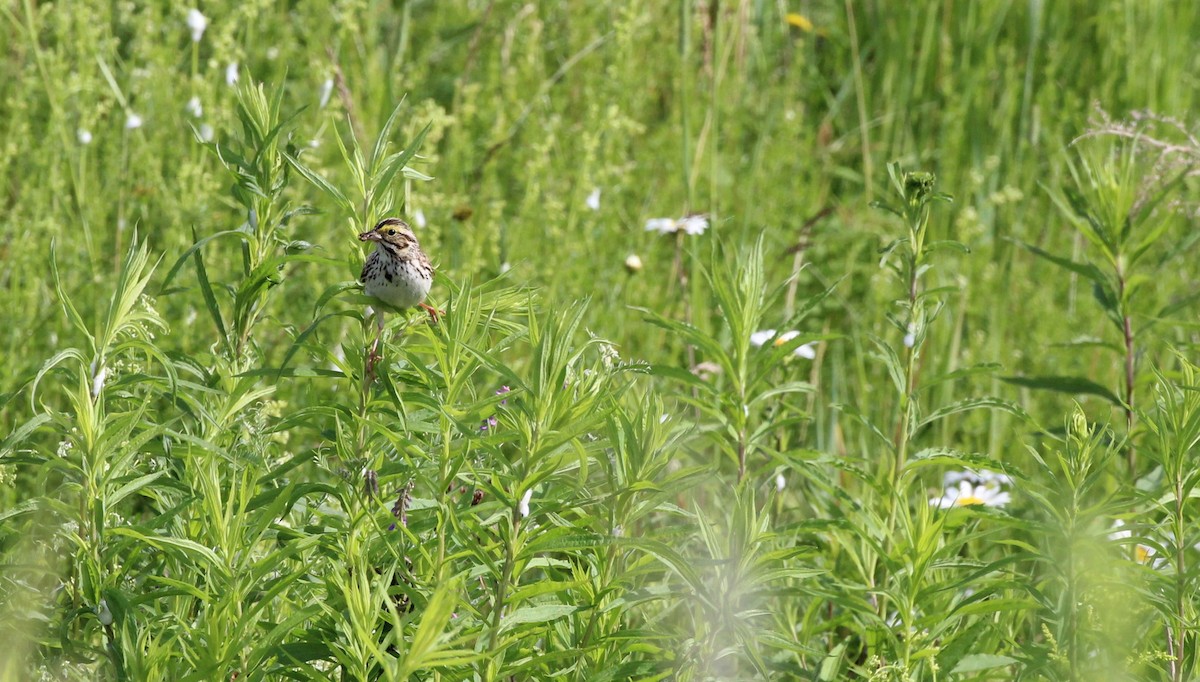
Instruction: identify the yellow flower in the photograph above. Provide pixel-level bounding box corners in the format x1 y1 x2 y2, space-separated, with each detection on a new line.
785 13 813 32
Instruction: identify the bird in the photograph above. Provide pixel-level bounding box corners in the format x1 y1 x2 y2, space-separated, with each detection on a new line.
358 217 438 321
358 217 439 369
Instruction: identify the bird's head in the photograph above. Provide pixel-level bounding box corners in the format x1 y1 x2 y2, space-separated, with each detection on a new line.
359 218 420 255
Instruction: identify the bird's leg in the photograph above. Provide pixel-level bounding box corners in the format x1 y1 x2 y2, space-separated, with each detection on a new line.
419 302 444 324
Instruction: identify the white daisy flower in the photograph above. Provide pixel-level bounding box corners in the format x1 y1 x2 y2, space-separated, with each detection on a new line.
644 218 676 234
586 188 601 211
644 215 710 236
679 214 709 235
198 123 214 143
750 329 816 359
319 78 334 109
1108 520 1162 567
750 329 780 346
518 489 533 518
225 62 239 86
775 473 786 492
929 481 1010 509
186 96 203 118
943 469 1013 488
413 208 427 228
125 112 143 130
624 253 643 273
186 9 208 43
77 128 92 145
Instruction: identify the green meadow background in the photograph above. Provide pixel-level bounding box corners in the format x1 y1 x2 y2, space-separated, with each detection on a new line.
3 1 1200 679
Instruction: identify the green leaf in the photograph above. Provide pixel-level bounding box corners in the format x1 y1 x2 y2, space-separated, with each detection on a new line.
1000 375 1121 405
159 228 251 292
1 412 53 457
49 243 95 352
274 309 357 379
869 336 906 397
1017 240 1106 285
189 233 230 353
284 152 355 216
374 122 432 196
950 653 1018 673
109 528 225 575
313 280 363 316
921 362 1001 390
0 499 40 524
501 604 578 630
107 471 167 507
924 239 970 255
917 397 1029 430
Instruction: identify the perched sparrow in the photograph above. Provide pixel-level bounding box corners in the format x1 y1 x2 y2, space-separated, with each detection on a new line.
358 217 438 322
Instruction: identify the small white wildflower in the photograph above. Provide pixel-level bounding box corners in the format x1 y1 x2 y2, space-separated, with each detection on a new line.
943 469 1012 488
186 9 208 42
776 473 786 492
929 481 1010 509
750 329 779 346
308 138 320 149
225 62 239 86
198 123 214 143
265 46 280 60
624 253 643 273
518 489 532 518
499 262 511 274
56 439 73 458
612 525 624 538
1108 520 1161 567
586 188 601 211
691 361 722 380
645 214 710 236
903 325 916 348
186 96 202 118
679 214 709 235
319 78 334 108
77 128 92 145
413 208 427 228
91 366 108 398
593 336 620 368
750 329 816 359
125 112 143 130
644 217 676 234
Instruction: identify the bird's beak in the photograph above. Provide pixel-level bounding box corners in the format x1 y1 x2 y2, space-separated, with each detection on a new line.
358 230 380 242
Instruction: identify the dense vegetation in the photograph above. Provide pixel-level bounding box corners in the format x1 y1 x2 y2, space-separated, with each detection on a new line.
3 1 1200 679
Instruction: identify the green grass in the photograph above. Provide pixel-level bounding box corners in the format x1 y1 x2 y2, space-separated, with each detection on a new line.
3 1 1200 679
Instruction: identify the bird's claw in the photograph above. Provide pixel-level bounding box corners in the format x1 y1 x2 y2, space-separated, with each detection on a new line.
420 302 444 324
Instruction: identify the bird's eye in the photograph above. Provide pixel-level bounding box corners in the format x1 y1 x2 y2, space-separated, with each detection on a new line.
387 229 396 236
